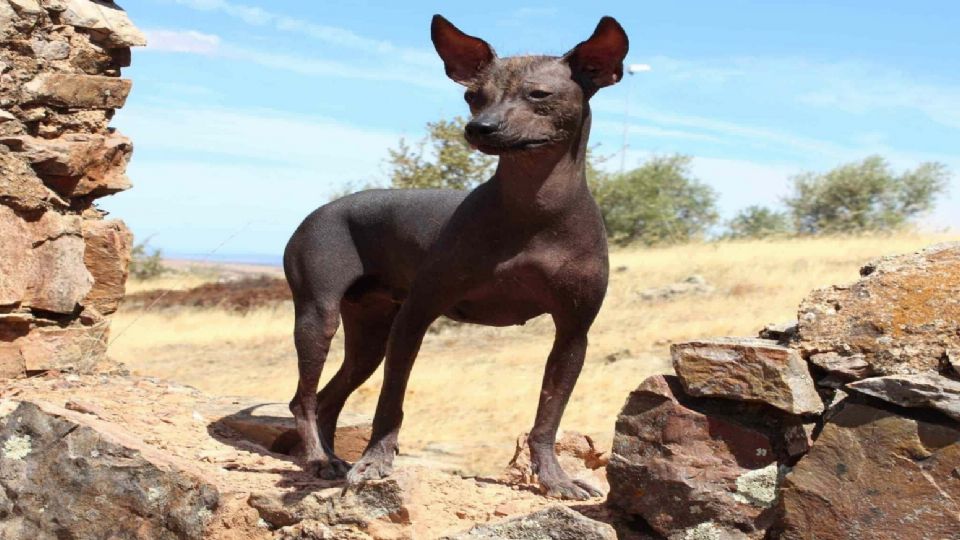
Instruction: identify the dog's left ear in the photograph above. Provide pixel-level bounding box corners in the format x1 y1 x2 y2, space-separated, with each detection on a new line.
564 16 629 92
432 14 496 85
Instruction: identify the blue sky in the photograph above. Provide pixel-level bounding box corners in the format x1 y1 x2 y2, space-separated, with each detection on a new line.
103 0 960 259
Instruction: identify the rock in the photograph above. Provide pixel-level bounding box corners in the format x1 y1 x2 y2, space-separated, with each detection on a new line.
15 320 109 373
948 349 960 377
23 73 133 109
757 321 797 343
82 218 132 315
796 242 960 376
847 373 960 421
503 431 608 494
8 0 44 16
3 132 134 198
248 475 410 530
807 351 872 381
668 523 749 540
0 150 66 211
607 375 781 538
640 275 714 302
0 401 219 539
671 338 823 415
0 205 93 313
60 0 147 47
441 505 616 540
777 401 960 539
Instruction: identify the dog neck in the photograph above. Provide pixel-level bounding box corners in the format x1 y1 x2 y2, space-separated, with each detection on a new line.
489 107 593 219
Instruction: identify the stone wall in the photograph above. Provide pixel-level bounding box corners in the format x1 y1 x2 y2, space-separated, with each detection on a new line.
608 242 960 540
0 0 142 378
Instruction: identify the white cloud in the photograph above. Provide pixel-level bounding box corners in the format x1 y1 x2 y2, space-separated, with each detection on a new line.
140 28 447 89
103 104 405 253
593 98 851 159
168 0 437 68
143 29 221 54
115 104 399 180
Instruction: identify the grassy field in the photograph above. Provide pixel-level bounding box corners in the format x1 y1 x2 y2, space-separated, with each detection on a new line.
108 232 957 474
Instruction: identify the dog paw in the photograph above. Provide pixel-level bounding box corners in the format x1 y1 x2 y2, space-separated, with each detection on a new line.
306 456 351 480
320 457 352 480
541 477 604 500
345 455 394 485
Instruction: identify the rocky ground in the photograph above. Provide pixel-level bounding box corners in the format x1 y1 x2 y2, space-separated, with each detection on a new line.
2 245 959 539
0 373 625 539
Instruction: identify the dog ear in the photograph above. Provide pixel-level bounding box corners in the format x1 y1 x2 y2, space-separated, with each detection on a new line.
431 14 496 85
564 16 629 91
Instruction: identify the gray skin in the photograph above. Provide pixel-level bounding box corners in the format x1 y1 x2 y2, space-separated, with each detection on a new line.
283 14 628 500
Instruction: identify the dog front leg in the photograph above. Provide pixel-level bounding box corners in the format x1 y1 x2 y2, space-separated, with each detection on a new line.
528 322 603 500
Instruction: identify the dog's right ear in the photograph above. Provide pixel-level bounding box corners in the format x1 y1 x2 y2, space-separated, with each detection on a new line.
431 15 495 85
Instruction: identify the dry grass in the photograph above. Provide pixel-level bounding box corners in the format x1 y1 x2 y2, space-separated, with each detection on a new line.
108 232 957 474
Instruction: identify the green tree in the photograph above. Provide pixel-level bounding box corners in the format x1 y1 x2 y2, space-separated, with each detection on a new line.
723 205 792 240
387 117 496 190
591 155 719 245
784 156 950 235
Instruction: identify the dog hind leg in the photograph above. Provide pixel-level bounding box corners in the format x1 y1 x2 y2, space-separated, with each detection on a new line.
316 293 397 455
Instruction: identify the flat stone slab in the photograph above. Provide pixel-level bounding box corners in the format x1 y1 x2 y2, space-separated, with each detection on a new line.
672 337 823 415
847 373 960 421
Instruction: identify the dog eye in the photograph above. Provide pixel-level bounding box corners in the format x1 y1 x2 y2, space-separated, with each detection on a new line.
528 90 553 100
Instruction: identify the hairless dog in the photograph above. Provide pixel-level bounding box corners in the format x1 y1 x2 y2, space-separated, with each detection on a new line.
283 14 628 500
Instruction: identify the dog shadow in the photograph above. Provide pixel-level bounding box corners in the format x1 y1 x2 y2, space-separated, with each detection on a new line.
205 403 359 505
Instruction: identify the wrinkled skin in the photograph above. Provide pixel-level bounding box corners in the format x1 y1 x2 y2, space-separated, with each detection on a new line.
283 14 628 500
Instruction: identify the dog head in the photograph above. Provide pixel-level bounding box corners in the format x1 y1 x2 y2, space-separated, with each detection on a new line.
431 15 629 155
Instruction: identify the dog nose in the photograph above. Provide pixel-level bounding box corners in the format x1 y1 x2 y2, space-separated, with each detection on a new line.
465 119 500 137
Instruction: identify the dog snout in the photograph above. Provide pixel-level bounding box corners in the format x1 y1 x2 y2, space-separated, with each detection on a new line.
465 119 501 137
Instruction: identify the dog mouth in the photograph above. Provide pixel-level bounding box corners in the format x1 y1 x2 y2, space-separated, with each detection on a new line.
470 138 552 154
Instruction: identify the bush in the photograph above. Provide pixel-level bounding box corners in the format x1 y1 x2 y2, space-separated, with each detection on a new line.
723 205 792 240
129 240 166 280
784 156 949 235
591 155 719 245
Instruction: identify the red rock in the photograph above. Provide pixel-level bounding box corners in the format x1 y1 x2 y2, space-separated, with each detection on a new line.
607 375 781 538
82 218 132 315
3 132 133 198
672 338 823 415
503 430 608 494
797 242 960 376
777 401 960 539
0 206 93 314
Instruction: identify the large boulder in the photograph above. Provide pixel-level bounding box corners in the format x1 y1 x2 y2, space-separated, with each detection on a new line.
777 401 960 539
672 338 823 415
796 242 960 377
0 401 219 539
607 375 787 539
